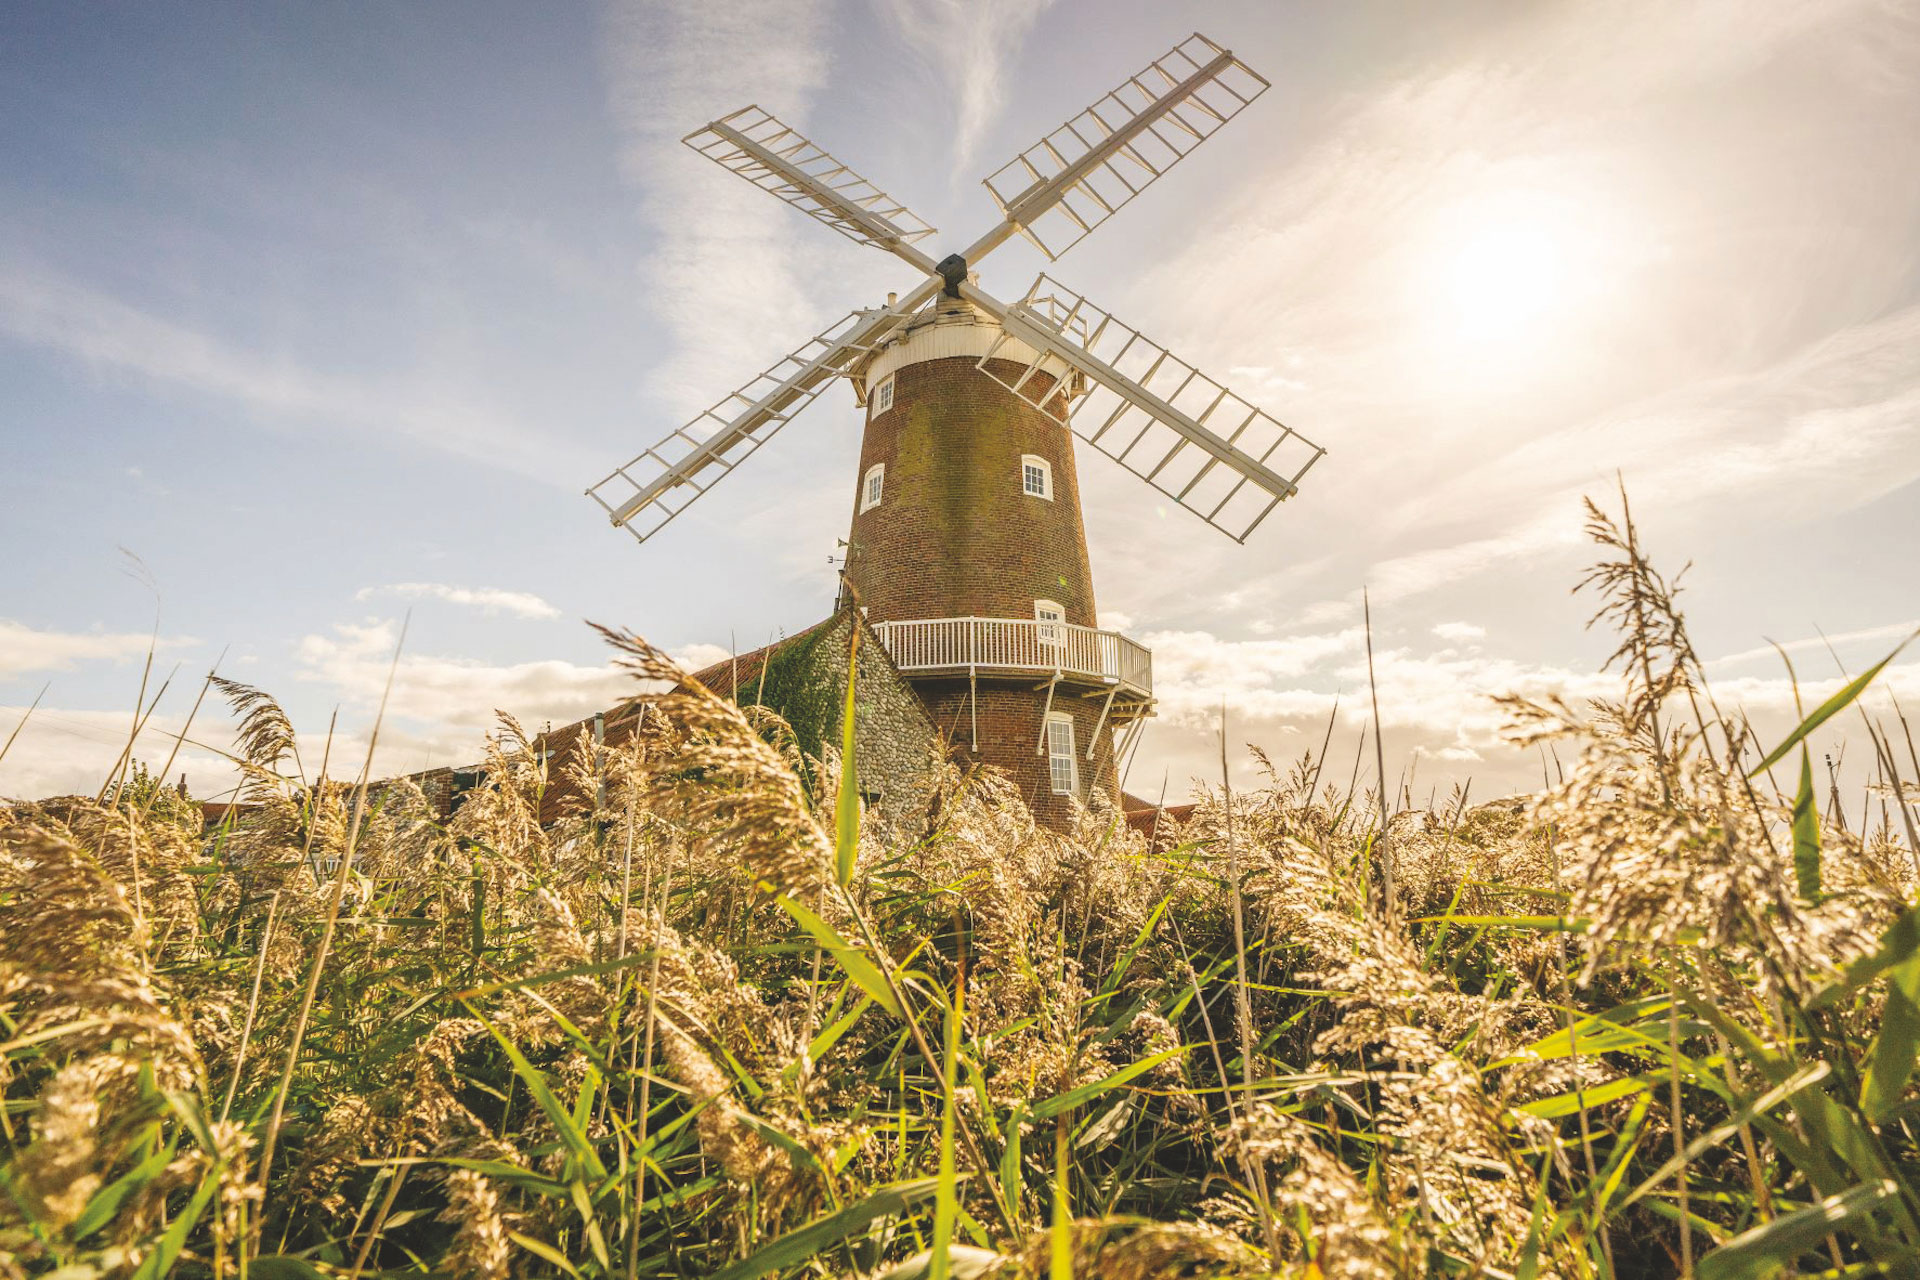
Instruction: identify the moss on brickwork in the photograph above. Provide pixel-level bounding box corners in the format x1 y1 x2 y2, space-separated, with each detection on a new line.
741 621 840 761
731 609 945 832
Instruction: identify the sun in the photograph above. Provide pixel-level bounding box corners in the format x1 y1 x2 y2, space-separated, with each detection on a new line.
1443 214 1569 343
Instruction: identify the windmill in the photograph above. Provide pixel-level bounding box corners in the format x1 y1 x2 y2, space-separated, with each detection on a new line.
587 32 1325 829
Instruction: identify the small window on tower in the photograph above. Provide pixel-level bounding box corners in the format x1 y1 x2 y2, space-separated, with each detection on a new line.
1035 599 1065 647
1045 714 1078 795
861 463 884 512
1021 454 1052 500
872 377 894 414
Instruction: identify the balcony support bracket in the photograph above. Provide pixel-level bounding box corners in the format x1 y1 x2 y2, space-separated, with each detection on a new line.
1036 674 1061 755
1088 687 1118 759
1115 714 1147 784
969 664 979 753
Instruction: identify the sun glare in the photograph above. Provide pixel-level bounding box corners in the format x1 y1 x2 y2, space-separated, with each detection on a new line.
1415 188 1609 369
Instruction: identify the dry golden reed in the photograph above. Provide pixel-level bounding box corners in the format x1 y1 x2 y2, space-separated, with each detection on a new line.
2 494 1917 1278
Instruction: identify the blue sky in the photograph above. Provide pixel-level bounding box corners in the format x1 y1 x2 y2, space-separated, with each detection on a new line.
4 0 1918 806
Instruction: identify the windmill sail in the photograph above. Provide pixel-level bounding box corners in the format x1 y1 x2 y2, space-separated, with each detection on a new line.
587 309 886 544
686 106 938 258
981 33 1268 261
975 276 1324 543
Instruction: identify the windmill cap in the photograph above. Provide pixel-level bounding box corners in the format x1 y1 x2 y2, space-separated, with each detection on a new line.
852 296 1081 403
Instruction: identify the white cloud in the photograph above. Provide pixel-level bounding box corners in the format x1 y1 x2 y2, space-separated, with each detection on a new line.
294 620 633 736
1129 623 1920 801
1431 621 1487 642
1091 0 1920 631
0 619 189 678
670 643 734 674
355 583 561 621
0 703 229 802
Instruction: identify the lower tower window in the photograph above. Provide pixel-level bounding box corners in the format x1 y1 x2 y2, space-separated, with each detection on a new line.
1045 713 1078 795
861 463 884 512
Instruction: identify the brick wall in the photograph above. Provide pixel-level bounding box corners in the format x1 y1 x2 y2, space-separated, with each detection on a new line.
799 610 948 835
844 355 1098 629
914 675 1121 829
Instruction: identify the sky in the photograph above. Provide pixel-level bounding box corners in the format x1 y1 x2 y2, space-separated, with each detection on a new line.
3 0 1918 815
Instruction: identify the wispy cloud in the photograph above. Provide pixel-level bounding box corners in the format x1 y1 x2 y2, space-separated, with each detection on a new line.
1710 620 1920 671
355 582 561 620
599 0 833 413
0 263 591 483
871 0 1057 170
1363 300 1920 604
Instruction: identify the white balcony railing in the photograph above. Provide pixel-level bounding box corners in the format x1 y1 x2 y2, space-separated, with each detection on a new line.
870 616 1152 697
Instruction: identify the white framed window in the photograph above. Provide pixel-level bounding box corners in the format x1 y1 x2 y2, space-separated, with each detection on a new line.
1045 714 1078 795
872 377 894 414
1034 599 1064 647
860 462 884 512
1021 454 1052 500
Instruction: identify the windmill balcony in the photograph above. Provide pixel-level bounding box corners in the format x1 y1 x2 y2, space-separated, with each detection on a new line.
869 616 1152 701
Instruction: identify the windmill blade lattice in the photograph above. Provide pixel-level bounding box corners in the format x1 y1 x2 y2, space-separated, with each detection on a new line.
975 275 1324 543
982 32 1269 262
686 106 938 256
587 309 891 544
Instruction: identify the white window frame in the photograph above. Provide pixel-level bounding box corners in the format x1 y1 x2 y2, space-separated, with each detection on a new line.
1020 453 1052 500
872 377 894 414
860 462 884 512
1045 713 1078 795
1034 598 1065 648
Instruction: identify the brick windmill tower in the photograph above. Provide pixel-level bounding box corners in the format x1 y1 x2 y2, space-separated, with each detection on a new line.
588 34 1325 829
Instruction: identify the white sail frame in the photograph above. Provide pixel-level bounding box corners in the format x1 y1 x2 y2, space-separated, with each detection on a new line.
972 275 1324 543
587 309 890 544
685 106 938 261
590 33 1321 548
981 33 1269 261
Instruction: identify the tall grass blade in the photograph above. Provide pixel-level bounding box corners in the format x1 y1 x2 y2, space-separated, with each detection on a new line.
1862 950 1920 1122
1030 1048 1184 1120
1748 629 1919 776
707 1178 941 1280
1697 1181 1899 1280
1051 1118 1072 1280
1792 747 1823 902
776 894 904 1018
930 984 961 1280
469 1007 609 1181
836 625 862 887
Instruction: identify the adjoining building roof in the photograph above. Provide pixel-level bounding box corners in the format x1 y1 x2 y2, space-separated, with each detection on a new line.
683 616 836 700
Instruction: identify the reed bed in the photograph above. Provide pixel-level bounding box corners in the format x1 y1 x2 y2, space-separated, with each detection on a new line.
3 496 1918 1279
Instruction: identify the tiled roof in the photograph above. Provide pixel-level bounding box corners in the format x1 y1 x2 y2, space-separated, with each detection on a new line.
1120 790 1195 846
